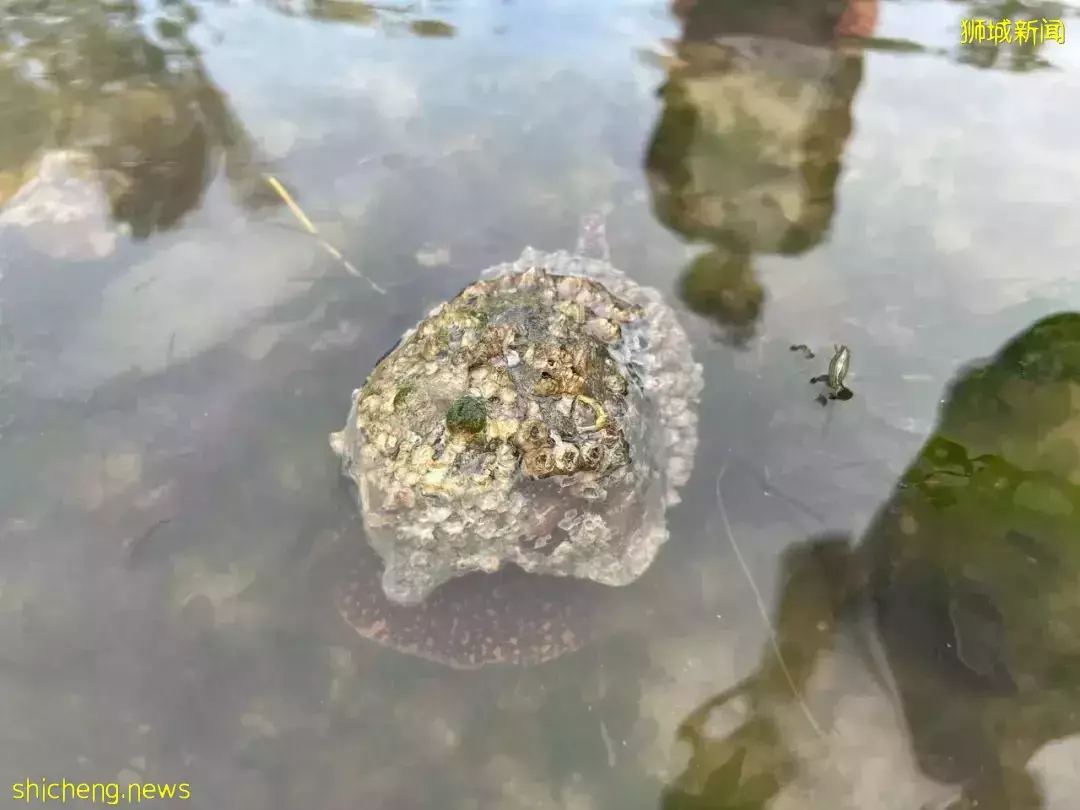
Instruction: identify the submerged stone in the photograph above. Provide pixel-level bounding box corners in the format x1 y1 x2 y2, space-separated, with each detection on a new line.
330 217 703 607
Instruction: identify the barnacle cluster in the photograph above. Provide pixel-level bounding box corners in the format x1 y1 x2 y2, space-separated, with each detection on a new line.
342 266 640 504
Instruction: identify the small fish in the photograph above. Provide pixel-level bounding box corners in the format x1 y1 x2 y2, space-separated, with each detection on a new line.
790 344 815 360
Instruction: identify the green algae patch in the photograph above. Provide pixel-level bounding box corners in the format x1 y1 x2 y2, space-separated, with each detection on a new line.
445 396 487 436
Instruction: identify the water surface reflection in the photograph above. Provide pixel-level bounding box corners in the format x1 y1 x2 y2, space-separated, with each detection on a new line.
666 312 1080 810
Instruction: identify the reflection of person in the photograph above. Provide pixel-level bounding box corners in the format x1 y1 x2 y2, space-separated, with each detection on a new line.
835 0 879 41
90 68 277 240
663 311 1080 810
645 0 878 345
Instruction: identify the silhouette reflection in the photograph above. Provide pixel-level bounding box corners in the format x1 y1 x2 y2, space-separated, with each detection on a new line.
0 0 275 255
646 0 877 347
818 1 1067 71
662 311 1080 810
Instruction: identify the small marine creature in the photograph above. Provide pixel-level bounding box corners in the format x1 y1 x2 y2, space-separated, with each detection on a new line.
789 344 815 360
810 344 853 405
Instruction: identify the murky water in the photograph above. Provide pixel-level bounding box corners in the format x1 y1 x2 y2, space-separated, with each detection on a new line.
2 0 1080 808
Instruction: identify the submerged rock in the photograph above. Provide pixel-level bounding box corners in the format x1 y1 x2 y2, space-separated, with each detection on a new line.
330 213 702 606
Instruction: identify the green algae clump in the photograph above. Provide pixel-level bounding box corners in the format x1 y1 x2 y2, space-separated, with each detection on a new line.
393 383 415 410
445 395 487 436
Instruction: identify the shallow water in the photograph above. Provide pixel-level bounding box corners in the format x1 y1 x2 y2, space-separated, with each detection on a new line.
2 0 1080 808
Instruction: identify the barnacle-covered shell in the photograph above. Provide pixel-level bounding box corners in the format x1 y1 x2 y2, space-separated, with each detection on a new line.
330 238 703 608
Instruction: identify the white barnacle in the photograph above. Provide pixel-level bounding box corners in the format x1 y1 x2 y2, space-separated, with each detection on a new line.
557 510 581 531
408 550 432 571
508 491 528 514
585 318 620 343
490 443 518 478
574 513 612 546
522 533 545 550
479 378 502 401
383 485 415 510
410 445 436 469
578 483 607 501
428 506 453 523
487 419 520 441
518 267 544 288
376 432 400 457
556 276 586 299
553 442 580 473
422 466 449 487
556 300 587 323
